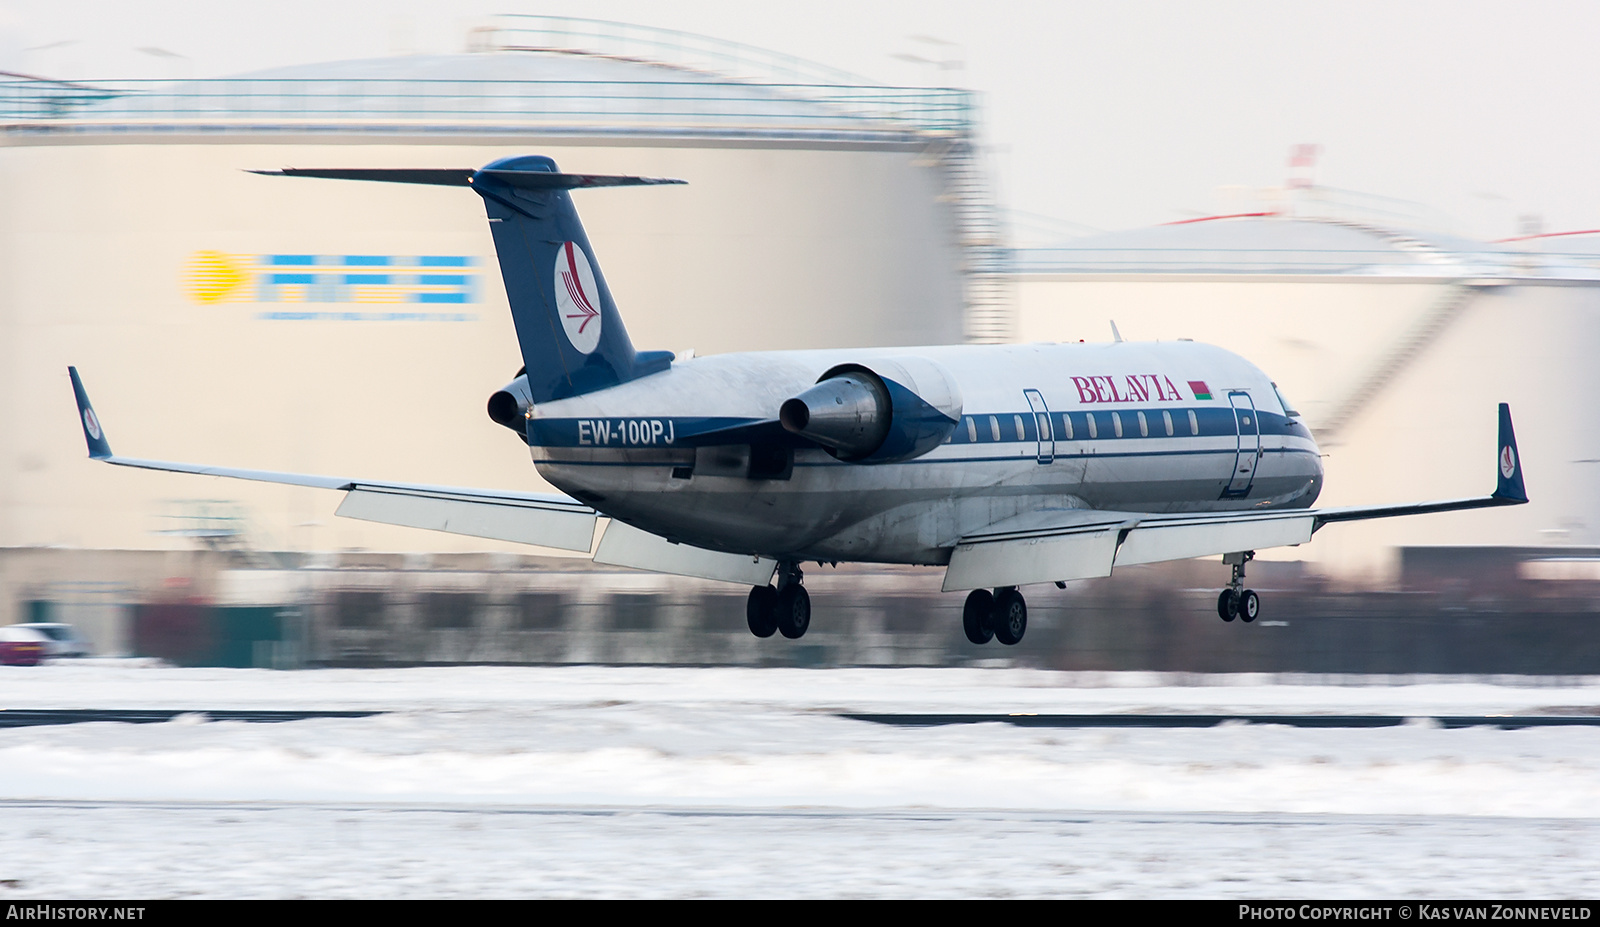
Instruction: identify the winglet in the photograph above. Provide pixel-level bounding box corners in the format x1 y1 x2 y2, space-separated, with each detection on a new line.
67 367 113 459
1493 402 1527 502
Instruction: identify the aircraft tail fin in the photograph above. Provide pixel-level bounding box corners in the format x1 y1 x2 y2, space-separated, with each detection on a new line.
254 157 684 404
1493 402 1527 502
470 156 679 403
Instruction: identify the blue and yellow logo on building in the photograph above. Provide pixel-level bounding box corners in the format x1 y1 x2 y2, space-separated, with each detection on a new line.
186 251 481 321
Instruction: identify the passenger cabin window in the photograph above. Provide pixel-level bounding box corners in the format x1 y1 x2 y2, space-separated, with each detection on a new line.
1187 410 1199 435
1086 413 1098 439
1061 413 1074 440
1162 410 1174 436
1112 412 1123 438
1137 411 1149 437
988 415 1001 441
1013 415 1026 441
966 417 977 442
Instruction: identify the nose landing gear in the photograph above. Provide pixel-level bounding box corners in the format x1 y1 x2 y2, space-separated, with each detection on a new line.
962 586 1027 645
1216 551 1260 623
746 561 810 639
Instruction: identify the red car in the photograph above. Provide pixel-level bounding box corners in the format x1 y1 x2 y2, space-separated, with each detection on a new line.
0 626 48 666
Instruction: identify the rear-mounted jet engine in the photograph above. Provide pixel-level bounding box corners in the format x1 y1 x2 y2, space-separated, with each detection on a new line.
779 357 962 463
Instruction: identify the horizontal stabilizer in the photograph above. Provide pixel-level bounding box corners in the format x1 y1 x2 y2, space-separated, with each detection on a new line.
250 168 686 189
248 168 476 186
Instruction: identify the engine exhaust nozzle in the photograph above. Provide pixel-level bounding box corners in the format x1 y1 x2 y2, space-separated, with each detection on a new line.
779 374 890 460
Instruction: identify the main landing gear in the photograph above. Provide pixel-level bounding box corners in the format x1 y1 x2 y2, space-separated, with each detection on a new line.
962 586 1027 646
747 561 810 640
1216 550 1261 623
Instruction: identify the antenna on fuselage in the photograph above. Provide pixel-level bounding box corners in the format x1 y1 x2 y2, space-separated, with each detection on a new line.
1110 320 1124 343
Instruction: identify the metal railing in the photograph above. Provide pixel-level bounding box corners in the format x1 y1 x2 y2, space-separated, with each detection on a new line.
0 77 973 137
490 14 879 87
1004 247 1588 276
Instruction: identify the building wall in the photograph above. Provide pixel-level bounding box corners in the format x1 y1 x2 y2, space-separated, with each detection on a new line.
1016 276 1600 578
0 136 964 552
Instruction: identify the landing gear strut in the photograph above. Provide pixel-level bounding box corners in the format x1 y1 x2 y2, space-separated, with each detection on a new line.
747 561 810 639
963 586 1027 646
1216 551 1260 623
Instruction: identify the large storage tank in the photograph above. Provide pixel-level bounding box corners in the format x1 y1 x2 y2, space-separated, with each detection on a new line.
0 18 996 553
1013 216 1600 578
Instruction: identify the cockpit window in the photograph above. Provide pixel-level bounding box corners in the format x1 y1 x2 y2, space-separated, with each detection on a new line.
1271 382 1300 418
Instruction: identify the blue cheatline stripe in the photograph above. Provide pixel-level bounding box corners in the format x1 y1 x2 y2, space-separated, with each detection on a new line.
524 407 1308 451
417 274 467 286
414 292 469 304
269 273 315 285
343 274 391 285
343 255 391 266
535 445 1322 468
267 255 316 266
420 255 474 267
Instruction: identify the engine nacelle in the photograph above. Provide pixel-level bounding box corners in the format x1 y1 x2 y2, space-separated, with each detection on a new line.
779 357 962 463
487 372 534 444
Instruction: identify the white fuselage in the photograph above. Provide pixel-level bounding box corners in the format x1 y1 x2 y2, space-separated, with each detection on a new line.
527 341 1324 564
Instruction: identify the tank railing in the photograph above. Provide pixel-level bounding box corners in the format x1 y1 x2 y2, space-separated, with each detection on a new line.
0 78 974 135
1006 247 1591 275
491 14 879 88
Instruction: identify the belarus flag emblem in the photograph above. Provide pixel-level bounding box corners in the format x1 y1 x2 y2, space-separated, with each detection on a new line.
1188 381 1212 400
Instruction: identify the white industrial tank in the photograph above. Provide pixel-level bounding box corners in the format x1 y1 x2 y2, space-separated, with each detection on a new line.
0 31 988 553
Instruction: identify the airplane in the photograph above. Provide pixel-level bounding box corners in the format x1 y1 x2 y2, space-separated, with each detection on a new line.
67 155 1529 646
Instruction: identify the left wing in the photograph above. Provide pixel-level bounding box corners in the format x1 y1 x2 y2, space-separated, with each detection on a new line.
943 403 1528 591
68 367 598 552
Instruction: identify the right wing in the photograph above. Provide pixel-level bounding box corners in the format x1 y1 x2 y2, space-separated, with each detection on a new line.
68 367 598 552
943 403 1528 591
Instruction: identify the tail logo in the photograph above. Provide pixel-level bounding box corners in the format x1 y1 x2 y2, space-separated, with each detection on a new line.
83 408 102 442
553 241 603 355
1500 445 1517 480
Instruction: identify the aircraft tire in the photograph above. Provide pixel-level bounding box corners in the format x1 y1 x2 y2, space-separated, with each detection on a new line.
776 585 811 639
962 589 995 644
747 585 778 638
1217 590 1238 622
1239 589 1260 623
992 588 1027 645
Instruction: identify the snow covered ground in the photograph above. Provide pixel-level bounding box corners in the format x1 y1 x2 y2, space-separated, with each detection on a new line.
1 663 1597 898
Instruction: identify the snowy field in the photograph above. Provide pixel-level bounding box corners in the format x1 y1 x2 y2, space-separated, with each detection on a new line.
1 662 1598 898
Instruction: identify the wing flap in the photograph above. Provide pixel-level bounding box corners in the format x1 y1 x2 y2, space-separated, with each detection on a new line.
1114 512 1313 567
943 520 1122 592
594 520 777 586
336 488 597 553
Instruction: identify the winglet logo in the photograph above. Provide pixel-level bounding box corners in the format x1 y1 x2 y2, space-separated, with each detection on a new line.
553 241 602 355
83 408 102 442
1500 445 1517 480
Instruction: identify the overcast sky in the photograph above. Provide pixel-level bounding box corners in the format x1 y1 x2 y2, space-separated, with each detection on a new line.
4 0 1597 241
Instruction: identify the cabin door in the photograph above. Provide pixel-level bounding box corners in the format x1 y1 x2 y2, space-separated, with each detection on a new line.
1024 389 1054 464
1225 390 1260 496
